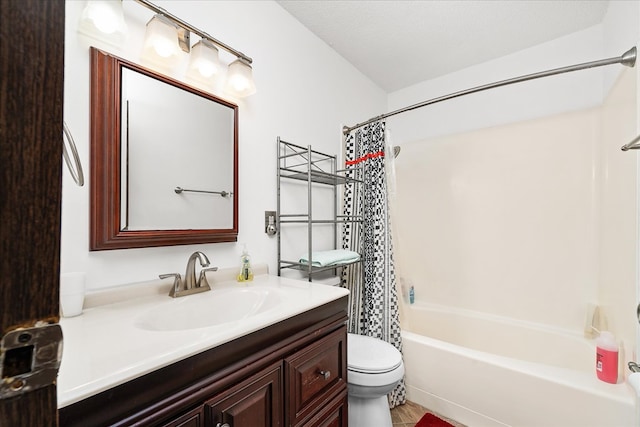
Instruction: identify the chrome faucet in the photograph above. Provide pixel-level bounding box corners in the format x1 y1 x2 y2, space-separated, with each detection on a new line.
160 251 218 298
185 251 210 290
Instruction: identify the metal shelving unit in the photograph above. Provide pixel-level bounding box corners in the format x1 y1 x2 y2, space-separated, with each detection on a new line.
276 137 362 280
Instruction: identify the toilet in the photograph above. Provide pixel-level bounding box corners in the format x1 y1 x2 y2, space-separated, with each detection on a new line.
347 333 405 427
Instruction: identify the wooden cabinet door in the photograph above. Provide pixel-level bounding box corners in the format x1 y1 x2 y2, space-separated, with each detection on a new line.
0 1 64 426
205 362 282 427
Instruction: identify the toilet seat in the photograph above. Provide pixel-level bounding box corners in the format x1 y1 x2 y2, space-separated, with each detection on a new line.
347 333 403 374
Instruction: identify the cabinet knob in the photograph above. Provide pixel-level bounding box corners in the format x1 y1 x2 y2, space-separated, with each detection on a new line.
318 370 331 380
216 423 230 427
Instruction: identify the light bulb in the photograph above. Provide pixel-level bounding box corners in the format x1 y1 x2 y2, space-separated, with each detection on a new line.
153 38 177 58
225 58 256 97
88 2 119 33
78 0 128 45
188 39 220 79
142 14 181 65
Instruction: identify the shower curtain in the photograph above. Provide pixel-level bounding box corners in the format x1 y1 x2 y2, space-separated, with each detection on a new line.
341 120 406 407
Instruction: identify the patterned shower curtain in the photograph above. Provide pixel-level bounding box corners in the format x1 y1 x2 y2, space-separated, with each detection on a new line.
341 120 406 408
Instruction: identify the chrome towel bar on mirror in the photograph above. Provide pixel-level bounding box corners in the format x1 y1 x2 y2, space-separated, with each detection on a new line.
174 187 232 197
621 134 640 151
63 121 84 186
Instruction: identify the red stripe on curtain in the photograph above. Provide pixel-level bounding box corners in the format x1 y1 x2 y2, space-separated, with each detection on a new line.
345 150 385 166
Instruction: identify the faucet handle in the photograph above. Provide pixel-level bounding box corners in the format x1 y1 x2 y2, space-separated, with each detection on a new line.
198 267 218 290
160 273 183 298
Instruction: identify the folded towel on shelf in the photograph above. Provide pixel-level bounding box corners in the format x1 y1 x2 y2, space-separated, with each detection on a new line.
314 276 342 286
299 250 360 267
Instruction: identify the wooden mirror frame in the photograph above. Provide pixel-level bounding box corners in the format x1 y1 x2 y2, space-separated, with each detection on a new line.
89 48 238 250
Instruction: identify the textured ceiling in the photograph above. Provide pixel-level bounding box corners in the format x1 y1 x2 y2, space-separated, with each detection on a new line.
277 0 610 92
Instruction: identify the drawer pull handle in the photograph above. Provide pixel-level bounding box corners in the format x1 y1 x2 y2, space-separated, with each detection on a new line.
216 423 230 427
318 370 331 380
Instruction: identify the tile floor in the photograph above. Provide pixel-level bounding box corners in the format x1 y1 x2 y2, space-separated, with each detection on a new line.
390 400 466 427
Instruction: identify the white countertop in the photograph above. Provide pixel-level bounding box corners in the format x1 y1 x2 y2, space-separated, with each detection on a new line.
57 273 348 408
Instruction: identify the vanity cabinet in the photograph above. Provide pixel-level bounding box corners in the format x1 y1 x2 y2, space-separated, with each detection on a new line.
59 297 348 427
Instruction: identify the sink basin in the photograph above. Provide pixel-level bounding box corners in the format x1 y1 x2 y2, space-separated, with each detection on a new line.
135 287 282 331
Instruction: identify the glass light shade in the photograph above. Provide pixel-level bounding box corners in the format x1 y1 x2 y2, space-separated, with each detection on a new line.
142 14 181 65
225 58 256 97
78 0 128 45
188 39 221 80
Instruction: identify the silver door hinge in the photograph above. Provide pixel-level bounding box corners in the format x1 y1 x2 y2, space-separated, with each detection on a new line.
0 323 62 399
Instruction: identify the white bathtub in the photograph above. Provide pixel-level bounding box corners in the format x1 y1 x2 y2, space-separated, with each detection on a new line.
402 303 637 427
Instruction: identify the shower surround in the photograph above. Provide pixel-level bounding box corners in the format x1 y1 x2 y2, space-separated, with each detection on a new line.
392 68 637 425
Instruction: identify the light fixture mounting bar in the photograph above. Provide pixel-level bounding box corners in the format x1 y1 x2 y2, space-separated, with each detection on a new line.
132 0 253 64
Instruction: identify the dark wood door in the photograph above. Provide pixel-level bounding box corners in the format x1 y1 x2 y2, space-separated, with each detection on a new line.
0 0 65 425
205 363 283 427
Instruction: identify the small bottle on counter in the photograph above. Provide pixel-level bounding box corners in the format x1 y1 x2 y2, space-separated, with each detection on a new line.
596 331 618 383
237 244 254 282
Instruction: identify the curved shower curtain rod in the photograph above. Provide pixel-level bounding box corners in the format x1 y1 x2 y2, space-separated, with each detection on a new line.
343 46 637 135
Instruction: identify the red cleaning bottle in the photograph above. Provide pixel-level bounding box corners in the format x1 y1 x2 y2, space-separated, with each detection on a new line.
596 331 618 384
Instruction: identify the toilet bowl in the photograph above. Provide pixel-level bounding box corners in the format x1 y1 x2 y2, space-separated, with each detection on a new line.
347 333 405 427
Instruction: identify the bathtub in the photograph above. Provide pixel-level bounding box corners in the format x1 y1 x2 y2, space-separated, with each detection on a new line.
401 303 637 427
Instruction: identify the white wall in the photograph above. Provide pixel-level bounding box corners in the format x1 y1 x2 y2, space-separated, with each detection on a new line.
62 0 385 290
603 1 640 93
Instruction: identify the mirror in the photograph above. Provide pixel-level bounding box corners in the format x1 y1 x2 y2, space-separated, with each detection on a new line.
90 47 238 250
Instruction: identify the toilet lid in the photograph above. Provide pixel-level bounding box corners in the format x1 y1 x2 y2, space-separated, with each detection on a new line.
347 333 403 374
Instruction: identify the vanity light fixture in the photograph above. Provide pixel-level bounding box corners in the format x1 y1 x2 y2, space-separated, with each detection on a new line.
78 0 128 46
78 0 257 97
134 0 256 96
188 39 221 81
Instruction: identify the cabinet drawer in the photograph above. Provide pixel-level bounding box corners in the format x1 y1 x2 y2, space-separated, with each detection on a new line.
205 362 282 427
301 390 347 427
285 326 347 426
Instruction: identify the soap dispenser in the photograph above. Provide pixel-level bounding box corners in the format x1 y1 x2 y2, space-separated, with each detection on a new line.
237 244 254 282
